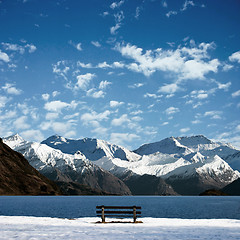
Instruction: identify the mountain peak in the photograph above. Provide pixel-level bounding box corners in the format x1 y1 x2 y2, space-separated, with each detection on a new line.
3 133 28 150
134 136 193 156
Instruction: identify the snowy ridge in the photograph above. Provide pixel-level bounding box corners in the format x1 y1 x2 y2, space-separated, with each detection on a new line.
134 136 194 156
3 134 240 193
3 134 29 151
42 135 141 162
3 135 103 175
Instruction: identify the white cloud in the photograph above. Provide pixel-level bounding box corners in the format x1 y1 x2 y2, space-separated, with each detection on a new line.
2 42 36 54
99 80 112 89
162 1 167 8
232 90 240 98
52 60 70 81
110 100 124 108
110 132 139 147
204 111 222 119
110 23 121 35
76 43 82 51
2 83 22 95
161 122 169 126
144 93 162 99
166 11 177 18
77 61 93 68
69 40 82 51
182 59 219 80
2 42 25 54
180 0 195 11
21 129 44 142
111 114 129 126
76 61 124 70
135 6 141 19
222 63 233 72
128 83 144 88
81 110 111 124
229 51 240 64
45 112 59 120
40 120 76 137
130 110 143 115
25 44 37 53
63 113 79 120
235 125 240 132
116 42 220 79
86 88 105 98
158 83 181 94
110 0 124 9
13 116 30 130
75 73 95 90
214 130 240 150
190 90 208 99
110 11 124 35
165 106 179 115
191 119 201 124
0 50 10 62
91 126 108 136
44 100 71 112
40 121 52 131
17 103 38 118
180 127 190 133
112 61 125 68
52 121 75 135
98 61 125 69
52 91 60 97
216 81 231 91
101 11 109 17
42 93 50 101
97 62 111 68
91 41 101 47
0 110 17 120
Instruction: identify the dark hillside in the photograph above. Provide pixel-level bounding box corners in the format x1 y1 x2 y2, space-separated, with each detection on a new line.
0 138 61 195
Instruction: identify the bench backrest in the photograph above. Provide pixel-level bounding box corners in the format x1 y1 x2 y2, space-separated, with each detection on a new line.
96 205 141 223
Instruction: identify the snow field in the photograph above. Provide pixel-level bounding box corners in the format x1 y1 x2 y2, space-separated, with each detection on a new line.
0 216 240 240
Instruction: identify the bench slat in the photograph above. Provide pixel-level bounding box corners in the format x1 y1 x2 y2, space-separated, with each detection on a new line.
96 206 141 209
96 210 141 214
97 215 142 218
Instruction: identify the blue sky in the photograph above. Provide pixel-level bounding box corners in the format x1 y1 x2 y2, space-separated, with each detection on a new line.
0 0 240 149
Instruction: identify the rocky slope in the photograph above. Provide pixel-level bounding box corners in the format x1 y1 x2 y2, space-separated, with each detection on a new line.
3 135 131 195
0 138 61 195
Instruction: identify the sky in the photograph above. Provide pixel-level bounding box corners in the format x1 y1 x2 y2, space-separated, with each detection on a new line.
0 0 240 150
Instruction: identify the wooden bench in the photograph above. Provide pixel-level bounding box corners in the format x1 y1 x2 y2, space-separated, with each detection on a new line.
96 205 142 223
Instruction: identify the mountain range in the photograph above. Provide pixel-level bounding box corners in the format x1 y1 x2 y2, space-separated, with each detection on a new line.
3 134 240 195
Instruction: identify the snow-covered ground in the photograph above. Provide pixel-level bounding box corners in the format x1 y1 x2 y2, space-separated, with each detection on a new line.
1 216 240 240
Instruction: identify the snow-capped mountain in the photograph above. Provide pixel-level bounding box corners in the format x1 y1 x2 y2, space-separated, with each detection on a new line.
134 136 194 156
3 134 131 195
42 135 141 162
3 134 240 195
41 134 240 195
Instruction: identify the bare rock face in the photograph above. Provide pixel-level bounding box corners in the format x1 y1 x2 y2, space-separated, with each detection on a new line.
221 178 240 196
121 173 178 195
0 138 61 195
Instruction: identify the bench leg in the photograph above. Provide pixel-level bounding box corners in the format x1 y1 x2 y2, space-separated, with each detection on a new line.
133 206 136 223
101 207 105 223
